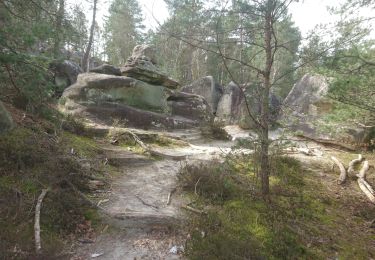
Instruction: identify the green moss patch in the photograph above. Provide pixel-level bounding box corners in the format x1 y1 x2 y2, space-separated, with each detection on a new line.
180 155 375 259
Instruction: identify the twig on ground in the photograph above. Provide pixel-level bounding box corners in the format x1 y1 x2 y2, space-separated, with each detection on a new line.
35 188 49 254
181 205 207 215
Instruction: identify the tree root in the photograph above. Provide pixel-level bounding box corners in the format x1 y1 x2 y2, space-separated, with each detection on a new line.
356 161 375 204
348 154 364 175
331 156 347 184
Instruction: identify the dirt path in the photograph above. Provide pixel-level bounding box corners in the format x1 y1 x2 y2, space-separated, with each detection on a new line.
71 125 374 259
71 127 244 260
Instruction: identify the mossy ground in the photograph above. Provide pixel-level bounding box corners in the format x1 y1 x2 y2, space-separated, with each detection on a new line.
0 107 111 259
180 153 375 259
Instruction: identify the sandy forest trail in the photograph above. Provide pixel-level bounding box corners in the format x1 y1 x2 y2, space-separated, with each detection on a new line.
71 125 374 260
72 126 249 260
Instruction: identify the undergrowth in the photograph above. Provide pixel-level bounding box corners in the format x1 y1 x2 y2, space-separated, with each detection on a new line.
179 155 375 259
0 108 106 259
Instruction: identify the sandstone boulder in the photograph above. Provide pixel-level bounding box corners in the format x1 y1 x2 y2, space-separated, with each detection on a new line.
60 73 170 114
216 82 281 128
90 64 121 76
167 92 212 122
283 74 330 116
51 60 82 93
59 73 212 129
121 45 179 89
216 82 244 125
0 101 14 133
181 76 223 114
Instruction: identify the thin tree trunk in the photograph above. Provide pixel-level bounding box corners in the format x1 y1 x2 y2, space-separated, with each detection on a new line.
259 4 273 196
53 0 65 58
82 0 97 72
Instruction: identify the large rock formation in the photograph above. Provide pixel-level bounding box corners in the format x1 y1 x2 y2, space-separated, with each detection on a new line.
121 45 179 89
181 76 223 114
90 64 121 76
0 101 14 133
51 60 82 92
60 73 171 114
216 82 245 125
280 74 331 134
216 82 280 128
281 74 374 150
283 74 330 117
59 45 212 129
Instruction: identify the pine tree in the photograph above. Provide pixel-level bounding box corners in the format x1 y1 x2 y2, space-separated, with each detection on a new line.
104 0 144 66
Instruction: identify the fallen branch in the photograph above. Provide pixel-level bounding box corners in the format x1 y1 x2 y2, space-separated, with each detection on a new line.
63 179 108 214
121 130 167 157
356 161 375 204
35 188 49 254
181 205 206 215
348 154 364 175
297 134 356 151
194 177 202 195
331 156 347 184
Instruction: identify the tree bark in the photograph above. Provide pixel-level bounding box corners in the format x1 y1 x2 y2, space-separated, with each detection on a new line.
259 3 273 196
53 0 65 58
82 0 98 72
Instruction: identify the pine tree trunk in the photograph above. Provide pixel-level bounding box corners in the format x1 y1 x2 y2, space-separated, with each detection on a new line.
53 0 65 58
259 2 273 196
82 0 97 72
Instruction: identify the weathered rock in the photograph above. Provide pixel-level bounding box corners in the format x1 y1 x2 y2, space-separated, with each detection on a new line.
283 74 330 116
279 74 375 149
0 101 14 133
121 45 179 89
51 60 82 92
181 76 223 114
129 45 158 65
216 82 281 128
59 73 212 130
216 82 244 125
60 73 171 114
167 92 213 122
90 64 121 76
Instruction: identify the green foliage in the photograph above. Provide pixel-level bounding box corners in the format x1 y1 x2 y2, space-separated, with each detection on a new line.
181 155 375 259
0 115 105 258
104 0 145 65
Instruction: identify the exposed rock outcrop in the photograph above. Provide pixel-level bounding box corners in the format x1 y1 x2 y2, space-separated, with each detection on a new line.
59 45 213 130
90 64 121 76
181 76 223 114
216 82 244 125
51 60 82 92
60 73 170 114
121 45 179 89
283 74 330 116
281 74 374 150
168 92 212 122
0 101 14 133
216 82 280 128
280 74 331 133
